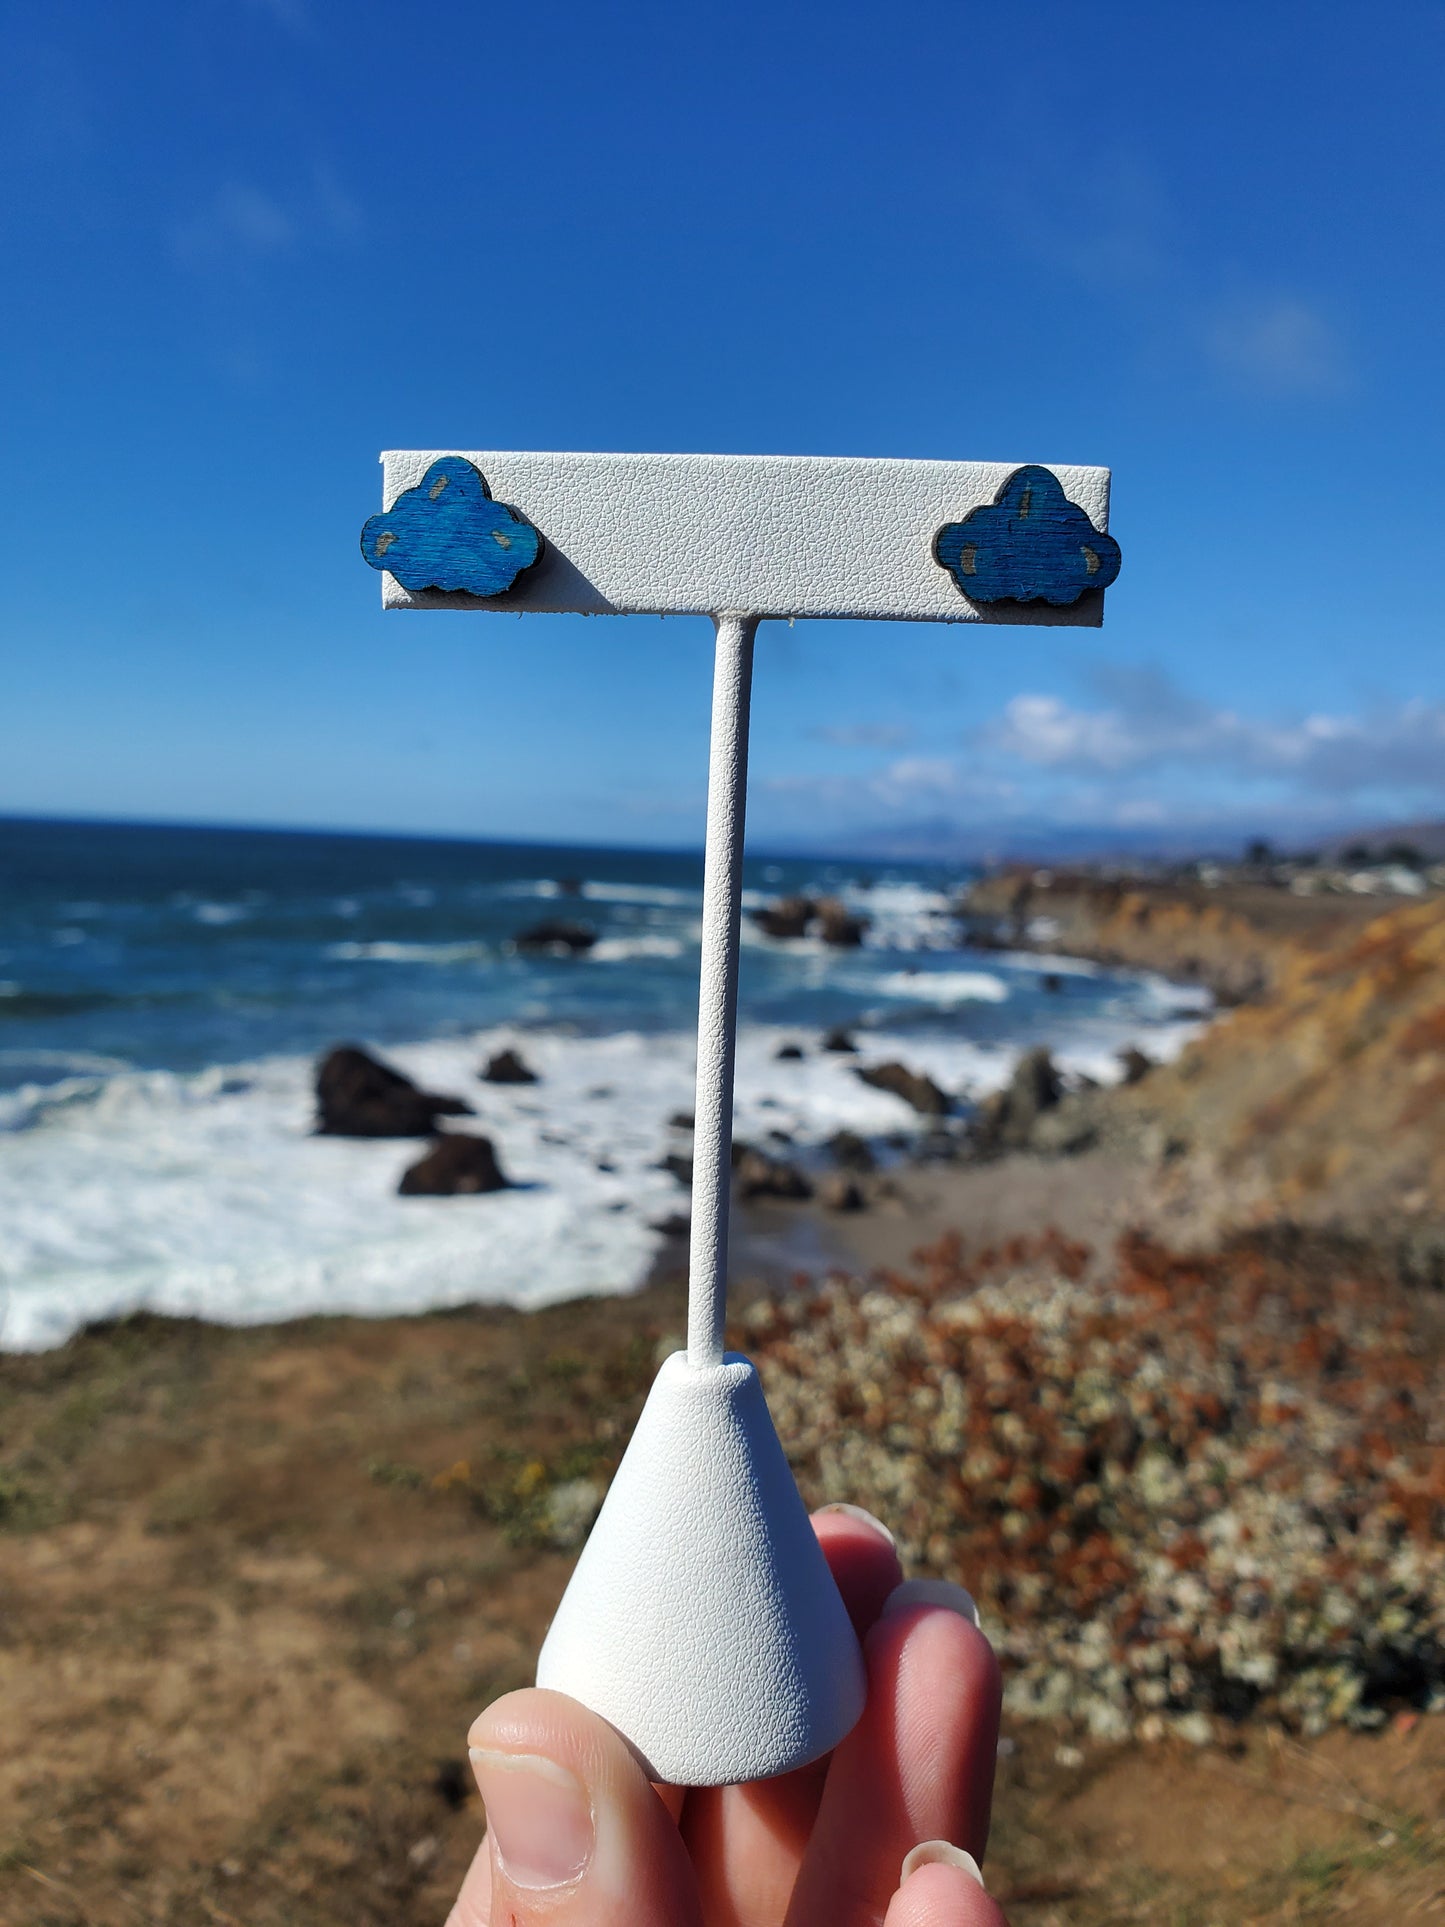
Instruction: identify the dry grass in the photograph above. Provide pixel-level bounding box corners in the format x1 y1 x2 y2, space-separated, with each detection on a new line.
1 1256 1441 1926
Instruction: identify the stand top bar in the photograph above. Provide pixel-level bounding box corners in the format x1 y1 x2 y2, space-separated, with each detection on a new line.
375 450 1113 626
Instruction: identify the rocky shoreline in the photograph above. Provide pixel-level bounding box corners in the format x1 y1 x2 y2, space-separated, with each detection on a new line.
4 869 1444 1922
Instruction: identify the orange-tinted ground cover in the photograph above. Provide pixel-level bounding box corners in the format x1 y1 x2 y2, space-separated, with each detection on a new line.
3 1232 1441 1926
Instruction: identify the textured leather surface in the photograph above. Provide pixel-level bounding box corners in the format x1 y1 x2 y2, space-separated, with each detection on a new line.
536 1351 867 1785
377 451 1111 625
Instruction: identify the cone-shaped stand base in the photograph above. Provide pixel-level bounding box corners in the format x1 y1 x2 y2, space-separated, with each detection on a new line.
536 1350 866 1785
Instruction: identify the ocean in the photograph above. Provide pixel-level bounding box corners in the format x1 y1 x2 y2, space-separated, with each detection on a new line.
0 817 1208 1351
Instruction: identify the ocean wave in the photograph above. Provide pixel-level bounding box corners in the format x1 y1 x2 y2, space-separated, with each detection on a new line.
580 881 698 908
588 936 688 963
325 940 492 964
0 1021 1182 1353
846 882 953 918
0 1047 131 1075
874 969 1009 1006
990 949 1104 979
193 902 250 926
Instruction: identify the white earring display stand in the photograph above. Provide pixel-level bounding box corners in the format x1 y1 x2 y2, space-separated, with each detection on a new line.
536 613 868 1783
366 449 1118 1784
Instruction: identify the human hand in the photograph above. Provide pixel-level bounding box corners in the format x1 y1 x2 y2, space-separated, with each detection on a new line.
447 1505 1008 1926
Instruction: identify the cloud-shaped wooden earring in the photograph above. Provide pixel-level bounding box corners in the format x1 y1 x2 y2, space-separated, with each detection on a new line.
934 465 1120 606
361 458 542 596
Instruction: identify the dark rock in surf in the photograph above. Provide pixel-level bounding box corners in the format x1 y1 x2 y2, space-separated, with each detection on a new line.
823 1026 858 1053
974 1046 1064 1150
815 896 869 947
827 1128 876 1172
482 1047 539 1085
398 1133 508 1195
751 893 869 946
752 895 817 940
855 1060 950 1117
1118 1046 1153 1086
316 1044 472 1138
734 1149 814 1201
513 919 598 954
775 1042 805 1060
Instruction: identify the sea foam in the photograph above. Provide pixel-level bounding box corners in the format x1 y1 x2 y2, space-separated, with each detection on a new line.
0 1014 1205 1354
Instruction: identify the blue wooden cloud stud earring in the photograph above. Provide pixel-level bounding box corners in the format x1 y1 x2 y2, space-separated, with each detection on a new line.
934 464 1121 606
361 457 543 597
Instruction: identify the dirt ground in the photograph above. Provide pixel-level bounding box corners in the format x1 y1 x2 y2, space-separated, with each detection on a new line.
3 1265 1441 1927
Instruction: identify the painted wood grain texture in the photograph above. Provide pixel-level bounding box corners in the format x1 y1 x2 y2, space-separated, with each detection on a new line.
360 458 542 596
370 452 1114 625
933 465 1122 606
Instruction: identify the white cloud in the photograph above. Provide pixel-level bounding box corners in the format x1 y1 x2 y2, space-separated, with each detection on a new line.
992 694 1139 771
977 135 1350 399
174 168 361 267
983 143 1174 291
752 666 1445 848
986 673 1445 796
1204 295 1347 395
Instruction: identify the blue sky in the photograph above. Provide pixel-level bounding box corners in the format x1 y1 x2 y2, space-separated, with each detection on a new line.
3 0 1443 855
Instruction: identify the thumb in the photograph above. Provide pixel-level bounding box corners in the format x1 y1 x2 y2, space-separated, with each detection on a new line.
458 1688 702 1927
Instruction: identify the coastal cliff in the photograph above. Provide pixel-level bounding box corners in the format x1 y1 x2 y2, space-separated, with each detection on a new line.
1119 894 1445 1268
963 867 1383 1004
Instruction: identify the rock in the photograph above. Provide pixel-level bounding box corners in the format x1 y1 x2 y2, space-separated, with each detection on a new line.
916 1127 963 1161
658 1151 693 1187
750 894 868 945
315 1044 472 1138
1118 1046 1153 1086
751 894 816 940
555 877 584 896
668 1111 695 1130
856 1061 950 1116
1042 973 1064 994
815 897 869 947
513 918 597 954
398 1133 508 1195
818 1173 866 1211
734 1149 814 1201
775 1042 805 1061
481 1047 539 1085
651 1212 690 1238
827 1129 876 1172
823 1026 858 1053
974 1046 1063 1150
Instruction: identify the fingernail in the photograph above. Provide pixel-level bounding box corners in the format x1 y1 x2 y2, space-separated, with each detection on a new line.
882 1578 981 1627
818 1502 896 1547
901 1840 985 1887
469 1748 593 1890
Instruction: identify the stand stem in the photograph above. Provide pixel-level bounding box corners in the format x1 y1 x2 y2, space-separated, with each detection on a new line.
687 613 758 1368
